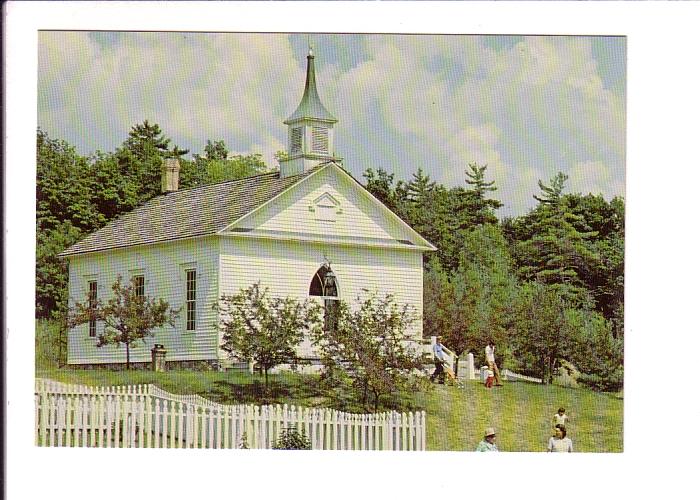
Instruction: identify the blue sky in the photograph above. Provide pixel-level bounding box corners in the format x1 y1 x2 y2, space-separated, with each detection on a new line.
38 32 625 217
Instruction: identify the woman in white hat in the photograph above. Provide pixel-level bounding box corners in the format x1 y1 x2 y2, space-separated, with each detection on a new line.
476 427 499 452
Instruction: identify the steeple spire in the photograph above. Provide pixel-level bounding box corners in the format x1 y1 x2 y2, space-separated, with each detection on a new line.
280 46 341 178
285 48 337 124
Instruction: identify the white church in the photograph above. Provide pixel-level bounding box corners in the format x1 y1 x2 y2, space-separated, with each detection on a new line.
60 49 436 368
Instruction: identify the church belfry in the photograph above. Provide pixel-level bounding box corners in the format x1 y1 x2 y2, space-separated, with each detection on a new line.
280 47 341 177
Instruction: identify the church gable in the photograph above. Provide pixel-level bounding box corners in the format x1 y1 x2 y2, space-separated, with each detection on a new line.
221 164 433 250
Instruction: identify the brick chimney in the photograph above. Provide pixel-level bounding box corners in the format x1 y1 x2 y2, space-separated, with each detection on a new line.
161 158 180 193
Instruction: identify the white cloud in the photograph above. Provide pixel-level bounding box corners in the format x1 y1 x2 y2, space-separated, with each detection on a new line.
38 33 625 216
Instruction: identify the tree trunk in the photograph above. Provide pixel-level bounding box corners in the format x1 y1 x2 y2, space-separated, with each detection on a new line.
373 389 380 412
264 367 269 389
540 356 547 384
126 343 131 370
548 357 555 385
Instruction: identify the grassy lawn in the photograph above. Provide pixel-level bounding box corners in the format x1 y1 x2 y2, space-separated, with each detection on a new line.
417 380 623 452
36 368 622 452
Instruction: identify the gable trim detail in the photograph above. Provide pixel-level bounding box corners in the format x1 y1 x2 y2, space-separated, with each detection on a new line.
219 162 436 251
217 163 333 235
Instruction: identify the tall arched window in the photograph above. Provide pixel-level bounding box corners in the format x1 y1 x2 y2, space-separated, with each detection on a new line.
309 264 339 333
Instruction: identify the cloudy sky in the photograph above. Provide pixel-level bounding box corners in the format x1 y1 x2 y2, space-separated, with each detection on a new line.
38 31 625 217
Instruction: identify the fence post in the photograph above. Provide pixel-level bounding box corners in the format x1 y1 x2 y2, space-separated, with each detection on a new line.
207 406 215 449
34 394 40 446
137 395 145 448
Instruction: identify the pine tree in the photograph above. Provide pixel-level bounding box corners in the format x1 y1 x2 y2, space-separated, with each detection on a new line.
514 172 599 304
464 162 502 226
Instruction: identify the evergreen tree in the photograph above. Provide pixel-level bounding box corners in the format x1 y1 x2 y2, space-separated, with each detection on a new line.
203 139 228 160
513 172 599 304
183 140 268 187
512 282 574 384
363 167 405 216
115 120 188 203
464 162 502 226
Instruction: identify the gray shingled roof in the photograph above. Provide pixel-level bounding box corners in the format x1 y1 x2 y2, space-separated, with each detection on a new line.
59 169 315 257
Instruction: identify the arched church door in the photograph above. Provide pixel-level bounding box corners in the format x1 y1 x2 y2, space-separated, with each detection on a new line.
309 264 339 333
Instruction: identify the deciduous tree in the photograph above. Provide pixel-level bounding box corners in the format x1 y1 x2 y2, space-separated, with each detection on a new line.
218 283 322 387
67 275 179 369
312 292 423 411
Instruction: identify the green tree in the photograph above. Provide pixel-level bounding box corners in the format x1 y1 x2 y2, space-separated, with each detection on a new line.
362 167 407 216
566 308 623 391
67 275 179 369
511 282 581 383
422 258 458 346
115 120 188 203
183 139 268 187
218 283 322 388
565 194 625 330
203 139 229 160
513 172 600 305
426 225 518 361
312 292 423 411
36 129 99 232
36 221 83 318
36 129 95 318
463 162 502 226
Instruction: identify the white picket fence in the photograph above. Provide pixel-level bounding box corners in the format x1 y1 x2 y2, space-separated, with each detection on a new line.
35 379 426 450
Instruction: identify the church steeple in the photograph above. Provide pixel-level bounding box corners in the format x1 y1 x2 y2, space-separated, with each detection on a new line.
280 47 341 178
285 47 337 124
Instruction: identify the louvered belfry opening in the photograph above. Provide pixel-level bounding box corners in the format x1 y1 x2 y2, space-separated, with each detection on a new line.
280 46 340 177
291 127 303 154
311 126 328 153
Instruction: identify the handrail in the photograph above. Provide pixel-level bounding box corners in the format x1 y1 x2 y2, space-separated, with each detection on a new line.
441 345 456 374
425 337 457 376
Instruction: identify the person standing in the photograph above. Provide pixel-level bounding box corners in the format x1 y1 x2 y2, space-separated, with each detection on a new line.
552 407 569 427
485 340 503 386
547 424 573 452
485 367 495 388
476 427 499 451
430 336 446 384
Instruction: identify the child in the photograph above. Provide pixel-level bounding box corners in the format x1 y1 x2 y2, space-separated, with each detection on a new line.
553 407 569 426
485 367 495 388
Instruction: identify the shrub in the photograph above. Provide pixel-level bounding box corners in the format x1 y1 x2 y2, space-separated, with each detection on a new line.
239 432 250 449
272 426 311 450
578 368 624 393
36 318 67 369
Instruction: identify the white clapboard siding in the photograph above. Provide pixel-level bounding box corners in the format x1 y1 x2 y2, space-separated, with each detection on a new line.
219 238 424 357
237 166 423 246
66 237 220 365
35 380 426 450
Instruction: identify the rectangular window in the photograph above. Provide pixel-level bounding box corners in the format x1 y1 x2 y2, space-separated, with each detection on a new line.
133 275 145 298
291 127 302 154
185 269 196 331
88 280 97 337
312 127 328 153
